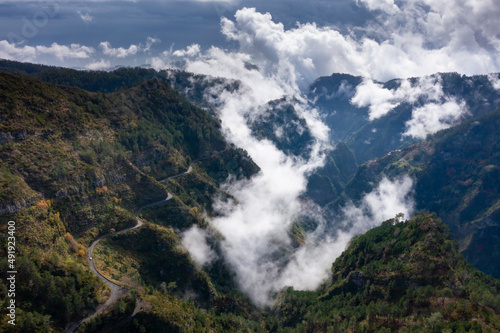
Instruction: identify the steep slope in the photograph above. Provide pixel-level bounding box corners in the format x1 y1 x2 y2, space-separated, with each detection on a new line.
0 71 260 331
1 60 499 332
268 213 500 332
340 109 500 278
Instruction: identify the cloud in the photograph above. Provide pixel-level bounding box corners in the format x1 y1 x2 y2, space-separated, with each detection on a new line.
210 4 500 88
0 40 36 61
0 40 94 62
350 79 401 120
153 18 419 306
351 75 448 119
85 58 110 70
357 0 399 14
152 35 334 306
36 43 94 60
147 6 431 307
343 176 415 234
172 44 201 57
143 37 160 52
99 41 139 58
181 226 215 267
99 37 160 58
77 10 93 23
349 75 468 138
403 99 467 139
489 73 500 91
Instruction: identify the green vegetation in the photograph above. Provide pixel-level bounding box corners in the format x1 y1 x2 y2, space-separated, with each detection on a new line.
267 213 500 332
341 109 500 278
0 61 498 332
0 70 259 332
93 223 216 307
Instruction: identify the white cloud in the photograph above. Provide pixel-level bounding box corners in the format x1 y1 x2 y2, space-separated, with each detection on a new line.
85 59 110 70
489 74 500 91
172 44 201 57
181 226 215 267
143 37 160 52
151 32 333 306
0 40 36 61
350 79 401 120
77 10 93 23
403 99 467 139
99 37 160 58
343 176 415 235
36 43 94 60
351 75 449 121
99 41 139 58
357 0 399 14
147 6 429 307
0 40 94 62
349 75 468 138
152 22 417 306
148 2 496 305
208 4 500 87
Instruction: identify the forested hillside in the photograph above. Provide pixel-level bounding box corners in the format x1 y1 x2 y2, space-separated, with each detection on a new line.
269 213 500 332
0 61 499 332
339 109 500 278
0 71 259 331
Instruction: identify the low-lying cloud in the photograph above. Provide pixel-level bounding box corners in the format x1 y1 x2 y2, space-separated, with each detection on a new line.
489 74 500 91
181 226 216 267
349 76 468 138
85 58 111 70
151 2 491 305
403 100 467 139
342 176 415 234
3 0 497 307
150 9 420 305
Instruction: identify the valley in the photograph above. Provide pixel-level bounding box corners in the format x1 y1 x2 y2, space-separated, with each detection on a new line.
0 60 499 332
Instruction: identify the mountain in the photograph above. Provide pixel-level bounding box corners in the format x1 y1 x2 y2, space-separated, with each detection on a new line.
338 109 500 278
0 70 260 331
269 213 500 332
1 60 499 332
310 72 500 164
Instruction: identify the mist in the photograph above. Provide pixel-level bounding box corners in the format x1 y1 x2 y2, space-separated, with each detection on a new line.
350 76 469 139
148 1 498 306
151 7 423 306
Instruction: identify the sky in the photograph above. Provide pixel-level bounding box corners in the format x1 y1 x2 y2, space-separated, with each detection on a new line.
0 0 373 70
3 0 499 306
2 0 498 80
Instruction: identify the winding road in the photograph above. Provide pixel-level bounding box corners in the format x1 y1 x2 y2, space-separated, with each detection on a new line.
66 165 193 333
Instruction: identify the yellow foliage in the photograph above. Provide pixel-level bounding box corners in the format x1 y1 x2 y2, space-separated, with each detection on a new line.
96 186 109 195
113 196 122 204
37 200 50 208
64 233 87 255
191 206 198 214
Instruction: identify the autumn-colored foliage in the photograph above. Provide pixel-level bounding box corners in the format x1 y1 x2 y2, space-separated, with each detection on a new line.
96 186 108 195
37 199 51 208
